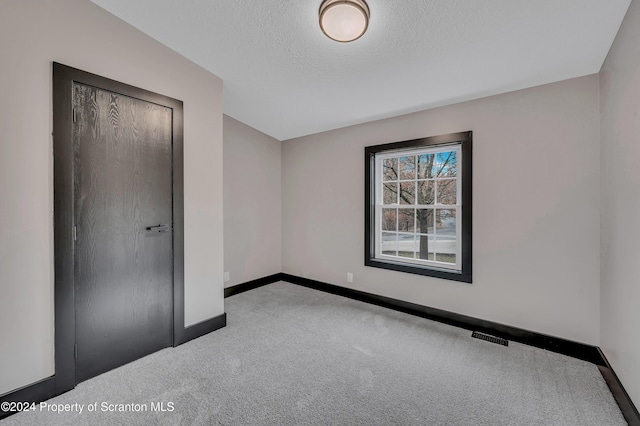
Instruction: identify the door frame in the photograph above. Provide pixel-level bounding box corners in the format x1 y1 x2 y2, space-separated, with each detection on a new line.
52 62 185 394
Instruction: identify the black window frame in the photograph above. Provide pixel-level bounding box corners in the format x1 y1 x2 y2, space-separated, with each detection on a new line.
365 131 472 283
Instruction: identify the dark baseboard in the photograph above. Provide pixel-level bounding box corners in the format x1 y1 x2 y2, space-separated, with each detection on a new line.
222 272 639 422
598 349 640 426
224 273 284 298
0 376 56 420
279 273 604 365
277 274 640 422
174 312 227 346
1 313 227 419
5 275 634 423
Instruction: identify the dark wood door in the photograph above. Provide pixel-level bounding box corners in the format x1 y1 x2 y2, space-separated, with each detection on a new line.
73 83 173 383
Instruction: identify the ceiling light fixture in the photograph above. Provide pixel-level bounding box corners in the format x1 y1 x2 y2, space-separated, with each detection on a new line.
319 0 370 43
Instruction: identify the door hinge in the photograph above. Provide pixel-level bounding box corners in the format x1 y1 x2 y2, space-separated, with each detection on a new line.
74 344 78 360
72 108 77 123
72 226 77 241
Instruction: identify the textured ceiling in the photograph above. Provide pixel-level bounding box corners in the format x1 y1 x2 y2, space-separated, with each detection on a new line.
91 0 630 141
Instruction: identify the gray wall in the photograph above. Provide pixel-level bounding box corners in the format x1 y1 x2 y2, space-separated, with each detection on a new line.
600 0 640 406
0 0 224 395
224 115 282 287
282 75 601 346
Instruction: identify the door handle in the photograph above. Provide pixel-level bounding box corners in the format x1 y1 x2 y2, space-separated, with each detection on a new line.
146 224 170 233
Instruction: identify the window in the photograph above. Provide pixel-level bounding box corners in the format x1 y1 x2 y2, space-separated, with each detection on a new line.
365 132 472 283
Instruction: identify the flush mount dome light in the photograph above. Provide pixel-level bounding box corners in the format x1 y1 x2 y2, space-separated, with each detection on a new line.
319 0 370 42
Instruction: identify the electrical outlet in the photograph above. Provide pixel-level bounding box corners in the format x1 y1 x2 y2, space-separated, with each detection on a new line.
224 272 230 282
347 272 354 283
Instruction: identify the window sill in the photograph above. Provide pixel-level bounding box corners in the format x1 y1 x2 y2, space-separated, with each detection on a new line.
365 257 472 283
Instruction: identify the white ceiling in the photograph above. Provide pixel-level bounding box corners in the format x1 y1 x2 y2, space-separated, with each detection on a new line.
91 0 630 141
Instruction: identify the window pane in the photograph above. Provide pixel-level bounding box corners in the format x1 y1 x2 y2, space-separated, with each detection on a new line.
434 151 457 177
416 209 434 234
383 158 398 181
399 156 416 180
381 232 397 256
436 209 456 236
381 208 397 231
416 234 434 260
435 237 456 264
417 154 435 179
417 180 434 204
383 183 398 204
437 179 457 205
398 234 416 258
368 135 469 278
398 209 415 232
400 182 415 205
